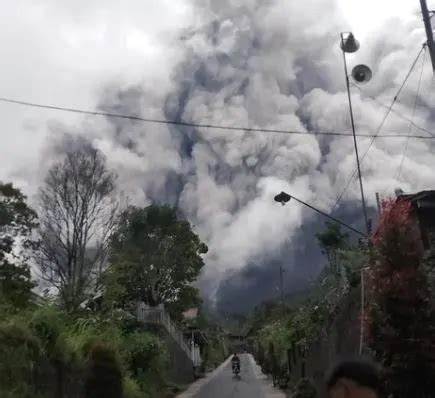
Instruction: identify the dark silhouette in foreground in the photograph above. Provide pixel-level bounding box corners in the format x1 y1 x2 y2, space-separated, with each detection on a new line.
326 358 380 398
84 342 123 398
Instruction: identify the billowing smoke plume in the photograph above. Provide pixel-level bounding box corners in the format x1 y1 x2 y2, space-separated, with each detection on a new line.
40 0 435 311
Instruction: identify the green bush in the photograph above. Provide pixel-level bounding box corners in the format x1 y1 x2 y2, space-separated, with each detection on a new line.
257 342 265 367
123 331 163 375
0 304 169 398
203 337 226 369
123 377 143 398
29 306 71 363
65 318 125 368
0 319 42 397
292 378 317 398
268 342 279 378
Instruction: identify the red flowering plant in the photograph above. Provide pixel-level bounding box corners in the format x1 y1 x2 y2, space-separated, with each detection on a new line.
365 199 435 397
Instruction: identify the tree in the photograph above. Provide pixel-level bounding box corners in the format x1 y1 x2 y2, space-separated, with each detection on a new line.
257 342 265 368
367 199 435 397
37 140 118 311
166 285 202 322
339 248 366 287
0 182 38 309
268 341 279 383
104 205 207 314
316 222 349 274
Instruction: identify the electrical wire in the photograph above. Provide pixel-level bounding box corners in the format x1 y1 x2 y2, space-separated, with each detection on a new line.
395 49 427 180
351 82 434 138
331 45 428 211
0 96 434 140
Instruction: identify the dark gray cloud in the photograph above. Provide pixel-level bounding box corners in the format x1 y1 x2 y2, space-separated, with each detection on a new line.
2 0 434 312
214 201 376 314
85 0 434 310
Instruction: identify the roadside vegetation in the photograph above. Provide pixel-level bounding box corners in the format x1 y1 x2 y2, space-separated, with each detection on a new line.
250 203 435 397
0 304 166 398
251 222 363 384
0 136 211 398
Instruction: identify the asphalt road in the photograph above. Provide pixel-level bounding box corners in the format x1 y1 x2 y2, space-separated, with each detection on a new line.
192 354 266 398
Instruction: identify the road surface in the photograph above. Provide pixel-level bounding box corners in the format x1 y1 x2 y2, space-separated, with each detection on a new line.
178 354 285 398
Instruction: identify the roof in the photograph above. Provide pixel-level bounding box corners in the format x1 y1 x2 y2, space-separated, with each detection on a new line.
398 190 435 209
224 323 253 338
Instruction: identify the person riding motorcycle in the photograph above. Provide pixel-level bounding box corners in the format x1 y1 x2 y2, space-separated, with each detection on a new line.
231 353 241 373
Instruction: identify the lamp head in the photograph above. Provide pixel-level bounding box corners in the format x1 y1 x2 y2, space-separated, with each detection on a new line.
340 32 360 53
274 192 292 206
352 64 372 84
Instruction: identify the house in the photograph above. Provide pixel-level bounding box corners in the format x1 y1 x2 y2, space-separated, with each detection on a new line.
223 323 253 353
181 307 209 374
397 190 435 249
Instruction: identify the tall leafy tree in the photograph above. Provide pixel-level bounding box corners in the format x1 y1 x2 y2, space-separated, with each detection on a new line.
37 139 118 311
166 285 202 322
367 199 435 397
0 182 38 309
104 205 207 314
316 222 349 274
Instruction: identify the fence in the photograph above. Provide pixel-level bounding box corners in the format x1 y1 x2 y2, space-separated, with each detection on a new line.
136 303 198 364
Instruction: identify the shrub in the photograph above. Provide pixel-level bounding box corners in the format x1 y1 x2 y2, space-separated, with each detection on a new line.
268 342 279 379
256 342 265 367
123 377 143 398
123 331 163 375
0 320 42 397
0 306 169 398
367 199 435 397
29 306 71 363
292 378 317 398
65 318 125 368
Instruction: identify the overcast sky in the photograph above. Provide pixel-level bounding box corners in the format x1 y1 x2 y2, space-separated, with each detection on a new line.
1 0 434 308
0 0 422 189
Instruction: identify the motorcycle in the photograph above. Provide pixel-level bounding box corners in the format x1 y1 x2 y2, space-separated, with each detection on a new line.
232 362 241 378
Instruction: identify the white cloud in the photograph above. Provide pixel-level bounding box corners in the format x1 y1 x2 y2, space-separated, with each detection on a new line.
0 0 193 195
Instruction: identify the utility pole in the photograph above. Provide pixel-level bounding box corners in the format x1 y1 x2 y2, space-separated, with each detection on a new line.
375 193 381 216
340 33 370 238
420 0 435 71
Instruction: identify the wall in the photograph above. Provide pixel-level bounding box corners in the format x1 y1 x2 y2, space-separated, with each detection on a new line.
31 360 84 398
142 323 194 386
163 330 195 385
287 287 361 395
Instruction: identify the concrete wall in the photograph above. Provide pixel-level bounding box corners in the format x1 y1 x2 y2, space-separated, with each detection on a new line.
288 287 361 395
163 329 195 385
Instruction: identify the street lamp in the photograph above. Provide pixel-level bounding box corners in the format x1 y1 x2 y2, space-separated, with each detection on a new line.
274 190 368 355
340 32 359 53
274 191 367 237
340 32 372 237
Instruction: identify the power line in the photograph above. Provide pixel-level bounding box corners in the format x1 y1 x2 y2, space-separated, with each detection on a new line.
396 49 427 180
351 82 434 137
0 96 434 140
331 45 427 211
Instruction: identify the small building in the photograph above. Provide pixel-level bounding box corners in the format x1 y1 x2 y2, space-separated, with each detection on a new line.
181 307 209 375
183 328 208 369
397 190 435 249
224 325 252 353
